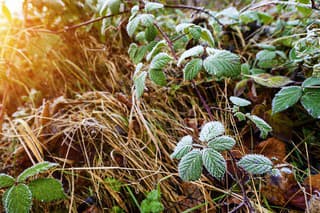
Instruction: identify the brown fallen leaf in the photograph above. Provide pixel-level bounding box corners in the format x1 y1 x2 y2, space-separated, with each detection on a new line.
304 174 320 192
255 137 286 163
262 167 308 209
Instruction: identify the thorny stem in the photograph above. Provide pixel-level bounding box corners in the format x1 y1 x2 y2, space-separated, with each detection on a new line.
153 22 178 60
191 81 214 121
227 151 254 213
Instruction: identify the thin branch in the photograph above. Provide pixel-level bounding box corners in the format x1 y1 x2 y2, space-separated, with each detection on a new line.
153 22 178 60
191 81 214 121
311 0 320 10
60 10 131 32
164 4 224 26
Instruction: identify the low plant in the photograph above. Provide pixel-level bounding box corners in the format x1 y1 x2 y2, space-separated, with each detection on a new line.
171 120 275 181
0 161 66 213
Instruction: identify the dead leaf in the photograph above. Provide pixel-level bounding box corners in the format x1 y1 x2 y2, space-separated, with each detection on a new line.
255 137 286 163
262 167 308 209
304 174 320 191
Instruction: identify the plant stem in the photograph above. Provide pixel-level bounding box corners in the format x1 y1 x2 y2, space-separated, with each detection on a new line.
227 151 254 213
191 81 214 121
163 4 224 26
61 10 131 32
153 22 178 60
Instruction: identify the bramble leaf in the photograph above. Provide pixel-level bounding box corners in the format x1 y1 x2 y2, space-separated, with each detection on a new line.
230 96 251 107
149 53 172 70
144 1 164 12
171 135 193 159
203 49 241 78
149 69 166 86
208 136 236 151
199 121 225 142
4 184 32 213
272 86 302 114
28 178 66 202
146 40 167 61
246 114 272 139
177 45 204 66
134 71 147 99
178 150 202 181
183 58 203 80
301 89 320 118
17 161 58 182
237 154 273 175
0 174 15 188
202 148 226 179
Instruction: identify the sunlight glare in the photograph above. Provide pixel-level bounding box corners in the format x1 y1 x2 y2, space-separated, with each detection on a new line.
3 0 23 16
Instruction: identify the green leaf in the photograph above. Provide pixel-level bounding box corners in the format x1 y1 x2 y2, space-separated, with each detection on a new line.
301 89 320 118
189 26 202 40
171 135 193 159
28 178 66 202
2 187 10 209
149 69 166 86
296 0 312 16
144 2 164 12
256 50 277 68
257 12 273 24
183 58 203 80
149 53 172 70
108 0 121 14
229 96 251 107
239 11 259 24
234 112 246 121
176 23 195 33
128 43 138 61
4 184 32 213
272 86 302 114
203 49 241 78
199 121 225 142
177 45 204 66
130 45 148 64
302 77 320 88
202 148 226 179
178 150 202 181
200 28 215 47
241 63 250 75
253 73 293 88
145 25 157 42
139 14 155 26
246 114 272 139
0 174 15 188
237 154 273 175
17 161 58 182
208 136 236 151
146 40 167 61
133 63 143 77
256 50 276 61
134 71 147 99
126 16 140 37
